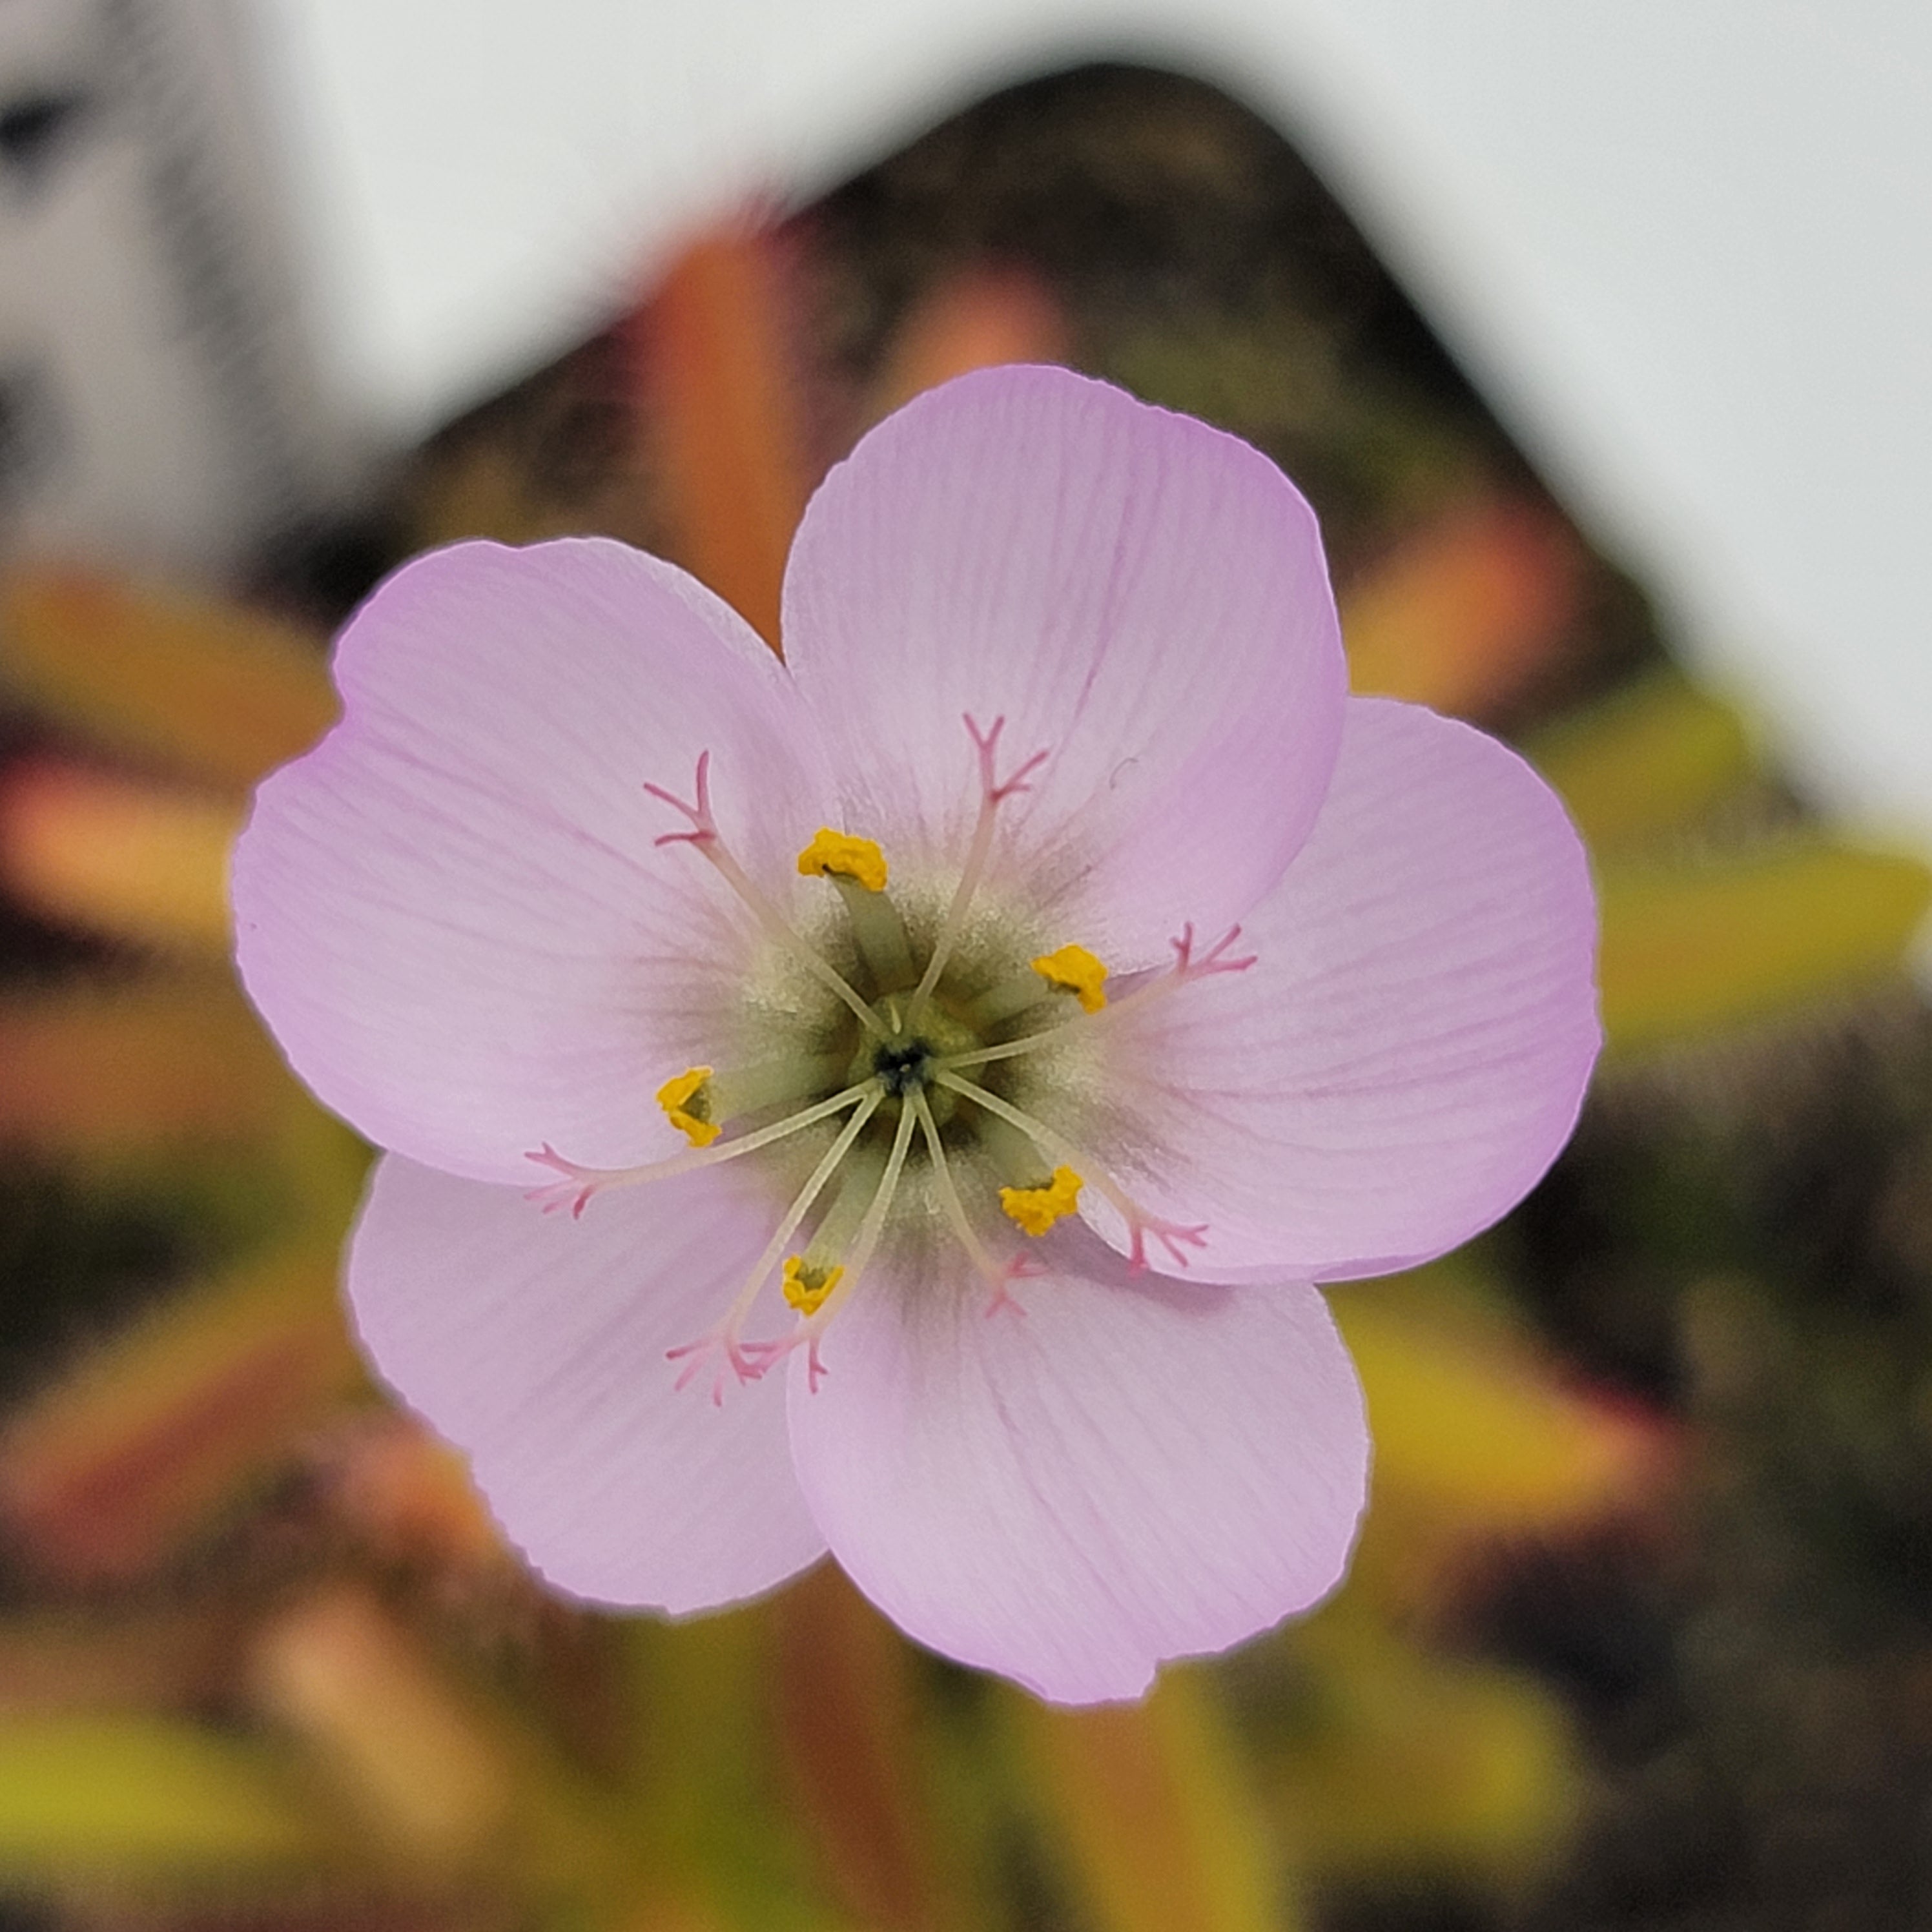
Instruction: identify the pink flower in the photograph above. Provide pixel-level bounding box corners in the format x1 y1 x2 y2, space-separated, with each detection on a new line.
231 366 1598 1703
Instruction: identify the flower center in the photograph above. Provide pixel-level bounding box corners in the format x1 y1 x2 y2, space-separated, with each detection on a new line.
850 1000 976 1116
523 715 1256 1400
870 1039 932 1096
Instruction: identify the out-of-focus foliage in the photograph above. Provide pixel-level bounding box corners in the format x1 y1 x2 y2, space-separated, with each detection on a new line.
0 761 240 954
0 1716 335 1879
1 61 1927 1932
1005 1672 1284 1932
1596 843 1931 1053
0 570 336 788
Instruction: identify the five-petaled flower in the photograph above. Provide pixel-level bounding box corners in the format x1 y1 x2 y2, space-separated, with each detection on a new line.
232 366 1599 1703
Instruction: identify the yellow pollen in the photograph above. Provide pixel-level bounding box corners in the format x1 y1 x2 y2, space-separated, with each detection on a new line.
797 828 888 892
655 1066 719 1147
1000 1166 1085 1236
1031 944 1109 1013
782 1256 845 1315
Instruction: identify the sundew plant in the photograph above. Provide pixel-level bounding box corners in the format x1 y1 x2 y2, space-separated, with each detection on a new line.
231 365 1599 1701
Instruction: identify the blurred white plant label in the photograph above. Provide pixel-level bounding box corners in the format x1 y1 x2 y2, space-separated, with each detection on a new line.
0 0 353 579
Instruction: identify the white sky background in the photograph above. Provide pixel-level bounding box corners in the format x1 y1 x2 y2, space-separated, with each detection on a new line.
251 0 1931 848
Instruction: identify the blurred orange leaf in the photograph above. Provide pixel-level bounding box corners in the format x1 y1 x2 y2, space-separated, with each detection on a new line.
1599 838 1932 1052
0 976 294 1153
256 1589 698 1918
251 1587 518 1870
633 227 809 650
1340 500 1582 719
1 568 334 792
0 757 236 952
0 1244 362 1583
870 266 1069 416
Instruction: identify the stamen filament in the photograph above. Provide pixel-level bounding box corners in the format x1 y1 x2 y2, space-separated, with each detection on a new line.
644 752 886 1038
832 874 917 990
795 1144 887 1275
963 970 1058 1030
907 798 998 1019
906 715 1047 1023
710 1054 847 1118
932 1071 1207 1272
910 1090 1009 1288
668 1085 885 1397
695 834 889 1039
934 1031 1067 1075
841 1099 923 1289
528 1078 878 1215
931 1003 1127 1074
936 923 1258 1074
798 1094 921 1336
931 1071 1096 1190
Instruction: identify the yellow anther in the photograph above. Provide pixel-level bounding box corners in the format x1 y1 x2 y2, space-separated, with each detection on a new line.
655 1066 719 1147
782 1256 845 1315
797 828 888 892
1000 1166 1085 1236
1031 944 1108 1013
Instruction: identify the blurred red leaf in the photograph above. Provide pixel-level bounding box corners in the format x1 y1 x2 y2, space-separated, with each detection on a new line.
1340 499 1583 719
771 1566 951 1932
0 1246 362 1583
630 225 810 651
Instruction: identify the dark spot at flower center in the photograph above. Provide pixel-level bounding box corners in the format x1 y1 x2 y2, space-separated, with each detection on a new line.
872 1040 934 1096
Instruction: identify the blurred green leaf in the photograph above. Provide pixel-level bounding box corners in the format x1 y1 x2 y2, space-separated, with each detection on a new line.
621 1607 836 1931
1599 838 1932 1052
1528 671 1756 854
0 1715 330 1878
1277 1601 1579 1882
1333 1267 1666 1547
1006 1670 1292 1932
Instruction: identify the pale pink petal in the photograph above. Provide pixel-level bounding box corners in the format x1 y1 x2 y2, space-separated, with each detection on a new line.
232 539 838 1183
1095 697 1599 1282
348 1154 825 1613
786 1229 1367 1702
782 365 1346 963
